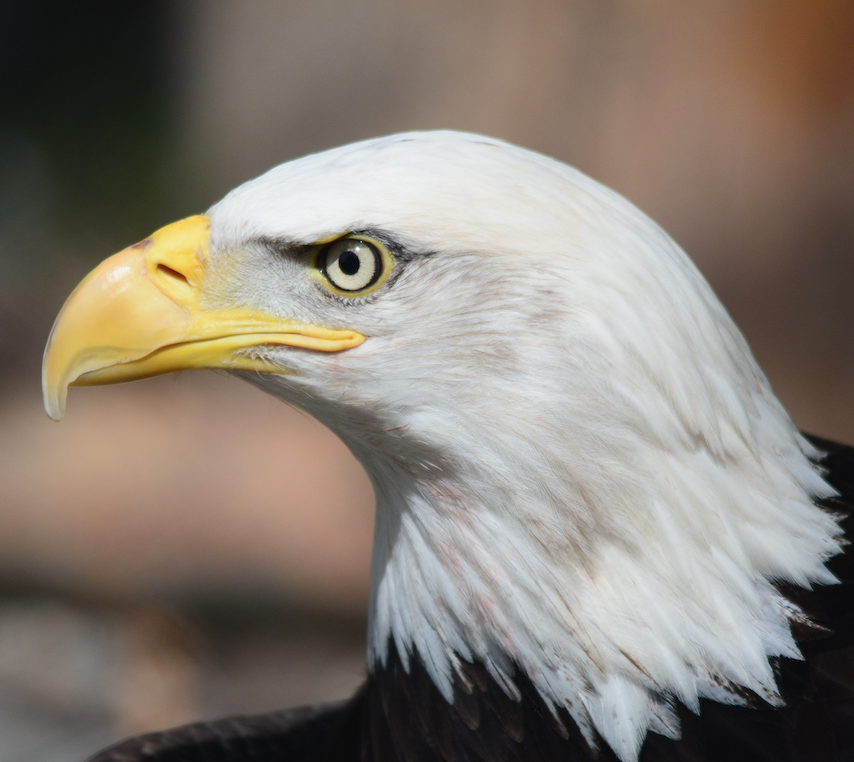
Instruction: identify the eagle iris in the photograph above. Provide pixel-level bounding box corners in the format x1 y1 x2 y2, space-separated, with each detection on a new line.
321 238 382 292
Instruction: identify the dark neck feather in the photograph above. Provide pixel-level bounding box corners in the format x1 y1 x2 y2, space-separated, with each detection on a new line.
364 642 597 762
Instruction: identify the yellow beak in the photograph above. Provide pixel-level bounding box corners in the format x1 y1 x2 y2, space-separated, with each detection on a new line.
42 215 364 421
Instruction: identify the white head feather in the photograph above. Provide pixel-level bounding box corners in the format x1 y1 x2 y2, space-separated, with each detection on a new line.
205 131 842 762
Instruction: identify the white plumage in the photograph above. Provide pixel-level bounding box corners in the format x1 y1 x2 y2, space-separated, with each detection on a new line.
199 132 842 762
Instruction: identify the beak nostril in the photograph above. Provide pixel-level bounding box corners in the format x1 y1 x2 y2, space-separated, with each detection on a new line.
157 263 190 286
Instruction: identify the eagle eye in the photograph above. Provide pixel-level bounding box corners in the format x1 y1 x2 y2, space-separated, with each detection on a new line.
319 238 385 293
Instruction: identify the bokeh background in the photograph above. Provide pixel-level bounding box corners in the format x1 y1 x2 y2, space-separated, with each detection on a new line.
2 1 854 760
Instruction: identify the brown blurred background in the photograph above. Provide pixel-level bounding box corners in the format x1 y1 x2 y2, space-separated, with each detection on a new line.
2 1 854 760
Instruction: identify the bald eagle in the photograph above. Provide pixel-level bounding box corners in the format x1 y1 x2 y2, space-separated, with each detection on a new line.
43 132 854 762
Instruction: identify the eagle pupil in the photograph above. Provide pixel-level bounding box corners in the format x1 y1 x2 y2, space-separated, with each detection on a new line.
339 250 360 275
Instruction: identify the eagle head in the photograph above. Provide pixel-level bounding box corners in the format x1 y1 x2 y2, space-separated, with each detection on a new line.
42 131 842 762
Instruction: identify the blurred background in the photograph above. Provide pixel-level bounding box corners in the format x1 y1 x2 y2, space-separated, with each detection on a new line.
2 1 854 759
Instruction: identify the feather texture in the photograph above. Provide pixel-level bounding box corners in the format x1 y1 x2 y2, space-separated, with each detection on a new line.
68 132 851 761
216 133 843 756
86 437 854 762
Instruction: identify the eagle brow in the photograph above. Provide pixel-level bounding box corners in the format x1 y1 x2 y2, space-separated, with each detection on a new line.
348 228 433 263
256 231 432 269
255 236 313 260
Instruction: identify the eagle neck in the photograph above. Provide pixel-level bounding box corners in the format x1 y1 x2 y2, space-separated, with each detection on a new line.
352 423 841 762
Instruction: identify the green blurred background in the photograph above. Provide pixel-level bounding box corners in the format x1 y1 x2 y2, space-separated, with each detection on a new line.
1 1 854 760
